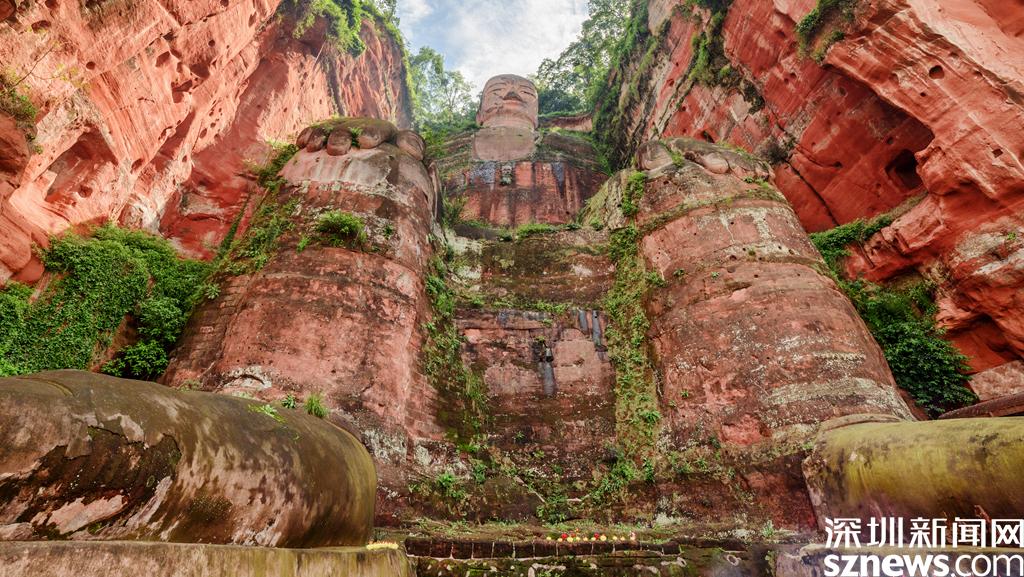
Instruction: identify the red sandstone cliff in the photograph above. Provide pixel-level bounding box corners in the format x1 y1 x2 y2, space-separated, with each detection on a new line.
599 0 1024 377
0 0 412 283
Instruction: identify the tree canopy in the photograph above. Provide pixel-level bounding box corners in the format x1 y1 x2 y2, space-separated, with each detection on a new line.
533 0 632 115
409 47 477 134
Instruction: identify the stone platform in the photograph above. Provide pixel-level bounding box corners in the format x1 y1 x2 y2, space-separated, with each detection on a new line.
407 538 770 577
0 542 412 577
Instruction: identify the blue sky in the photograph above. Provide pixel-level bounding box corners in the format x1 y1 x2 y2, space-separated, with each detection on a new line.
396 0 590 91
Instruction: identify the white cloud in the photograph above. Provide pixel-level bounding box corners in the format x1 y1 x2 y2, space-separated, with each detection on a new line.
398 0 589 91
397 0 434 37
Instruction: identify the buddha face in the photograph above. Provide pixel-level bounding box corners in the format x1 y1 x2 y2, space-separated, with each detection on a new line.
477 74 539 130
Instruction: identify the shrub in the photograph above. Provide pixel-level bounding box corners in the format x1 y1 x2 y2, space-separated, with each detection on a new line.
812 222 975 416
305 393 329 418
138 296 186 346
810 214 892 272
845 280 975 416
0 282 32 360
0 70 37 125
315 211 367 246
515 223 559 239
433 472 467 502
102 340 169 380
0 225 209 377
588 460 638 505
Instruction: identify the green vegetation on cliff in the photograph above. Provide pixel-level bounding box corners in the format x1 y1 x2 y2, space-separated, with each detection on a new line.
423 256 489 443
313 210 368 247
795 0 857 62
285 0 371 55
0 69 37 127
0 226 210 379
221 143 300 274
811 215 892 271
686 0 735 86
604 224 662 463
811 221 976 416
591 0 655 170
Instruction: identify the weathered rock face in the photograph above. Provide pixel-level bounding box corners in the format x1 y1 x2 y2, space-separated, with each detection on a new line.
0 370 376 547
587 138 913 528
0 0 412 283
600 0 1024 375
803 416 1024 530
415 220 621 521
466 228 616 307
435 129 607 228
162 119 440 524
964 360 1024 402
450 227 618 504
458 308 615 479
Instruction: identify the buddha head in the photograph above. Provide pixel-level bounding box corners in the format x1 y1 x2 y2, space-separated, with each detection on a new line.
477 74 539 130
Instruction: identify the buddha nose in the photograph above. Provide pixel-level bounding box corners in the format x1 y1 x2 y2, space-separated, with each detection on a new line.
504 89 524 102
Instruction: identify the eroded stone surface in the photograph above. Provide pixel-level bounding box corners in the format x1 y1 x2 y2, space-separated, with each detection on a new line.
966 360 1024 402
162 119 439 526
587 138 913 529
0 1 413 283
457 308 616 488
603 0 1024 375
436 128 607 227
0 370 376 547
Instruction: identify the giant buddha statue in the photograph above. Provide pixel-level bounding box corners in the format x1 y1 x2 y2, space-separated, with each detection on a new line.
434 74 605 227
476 74 539 130
472 74 540 162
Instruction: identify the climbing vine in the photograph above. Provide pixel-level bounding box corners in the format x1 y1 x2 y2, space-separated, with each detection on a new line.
0 225 210 379
422 255 489 444
603 224 662 463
